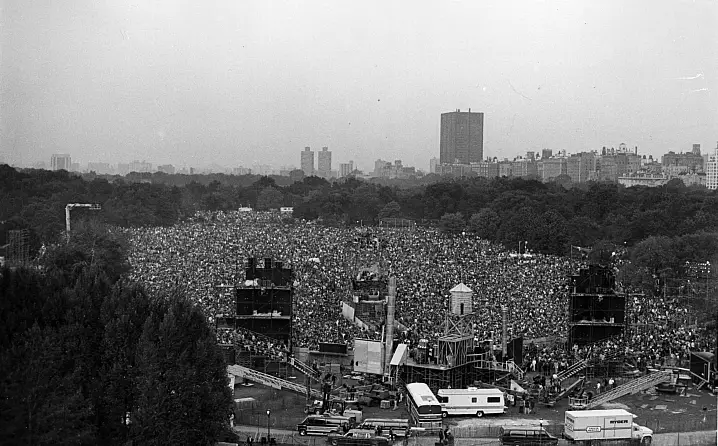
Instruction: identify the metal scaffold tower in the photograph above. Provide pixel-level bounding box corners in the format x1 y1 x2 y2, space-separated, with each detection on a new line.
7 229 29 267
438 314 474 368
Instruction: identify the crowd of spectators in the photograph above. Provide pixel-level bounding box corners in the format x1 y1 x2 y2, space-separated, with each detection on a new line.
121 210 712 370
216 326 289 361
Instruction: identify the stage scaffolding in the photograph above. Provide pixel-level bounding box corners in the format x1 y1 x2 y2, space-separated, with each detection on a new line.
399 312 485 392
401 360 477 393
7 229 29 267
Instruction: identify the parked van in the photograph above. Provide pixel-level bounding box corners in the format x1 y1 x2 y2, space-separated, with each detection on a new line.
437 387 505 418
358 418 410 437
499 426 558 446
297 414 353 436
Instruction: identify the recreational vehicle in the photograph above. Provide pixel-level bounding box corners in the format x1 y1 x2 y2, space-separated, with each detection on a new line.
437 387 505 418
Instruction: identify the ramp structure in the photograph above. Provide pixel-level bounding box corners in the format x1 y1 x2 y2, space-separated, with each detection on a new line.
228 364 323 399
547 377 585 405
585 370 672 409
556 359 588 382
288 357 322 382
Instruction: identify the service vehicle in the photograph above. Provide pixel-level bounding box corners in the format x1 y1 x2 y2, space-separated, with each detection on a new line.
305 399 363 424
326 429 389 446
563 409 653 445
437 387 505 418
297 414 353 436
357 418 410 437
499 426 559 445
405 382 442 430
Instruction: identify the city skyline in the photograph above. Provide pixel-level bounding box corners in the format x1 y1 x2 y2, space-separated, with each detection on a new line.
24 139 717 177
1 1 716 170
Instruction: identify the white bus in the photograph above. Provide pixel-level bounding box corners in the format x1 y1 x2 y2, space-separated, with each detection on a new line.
405 383 442 431
437 387 505 418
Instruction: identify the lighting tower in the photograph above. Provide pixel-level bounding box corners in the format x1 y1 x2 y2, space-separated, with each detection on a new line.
65 203 101 239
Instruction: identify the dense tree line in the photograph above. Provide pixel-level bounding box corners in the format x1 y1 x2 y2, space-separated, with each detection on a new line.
0 221 234 445
3 164 718 259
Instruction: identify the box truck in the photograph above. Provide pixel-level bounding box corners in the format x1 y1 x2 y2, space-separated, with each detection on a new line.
564 409 653 445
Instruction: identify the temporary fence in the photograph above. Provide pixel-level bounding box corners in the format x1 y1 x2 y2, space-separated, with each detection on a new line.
448 423 563 440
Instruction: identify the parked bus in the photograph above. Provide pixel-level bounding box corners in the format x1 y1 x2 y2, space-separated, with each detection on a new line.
405 383 442 431
437 387 505 418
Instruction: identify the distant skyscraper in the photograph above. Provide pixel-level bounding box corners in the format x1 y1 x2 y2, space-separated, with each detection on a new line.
374 159 390 177
158 164 175 174
692 144 701 156
51 154 72 171
317 146 332 178
429 157 439 174
88 162 112 174
707 143 718 190
129 160 152 173
301 147 314 176
541 149 553 160
340 161 354 177
440 109 484 164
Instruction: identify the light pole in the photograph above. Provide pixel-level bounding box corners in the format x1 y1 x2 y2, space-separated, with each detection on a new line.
518 240 528 255
706 262 711 302
539 418 544 445
266 409 271 444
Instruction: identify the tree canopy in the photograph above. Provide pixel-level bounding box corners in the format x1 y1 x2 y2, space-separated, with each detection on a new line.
0 222 233 445
3 164 718 259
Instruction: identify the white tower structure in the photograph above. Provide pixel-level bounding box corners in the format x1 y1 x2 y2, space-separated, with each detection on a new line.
450 283 473 316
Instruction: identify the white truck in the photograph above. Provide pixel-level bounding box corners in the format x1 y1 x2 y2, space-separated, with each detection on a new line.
564 409 653 445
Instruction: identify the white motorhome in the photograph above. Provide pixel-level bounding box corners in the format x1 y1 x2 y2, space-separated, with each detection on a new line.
437 387 505 418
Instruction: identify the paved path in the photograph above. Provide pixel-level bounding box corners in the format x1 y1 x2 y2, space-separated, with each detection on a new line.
232 425 717 446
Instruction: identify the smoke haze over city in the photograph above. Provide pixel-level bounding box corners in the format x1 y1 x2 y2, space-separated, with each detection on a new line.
1 0 716 171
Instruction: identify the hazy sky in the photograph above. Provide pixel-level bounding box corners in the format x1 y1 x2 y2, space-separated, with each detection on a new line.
2 0 716 171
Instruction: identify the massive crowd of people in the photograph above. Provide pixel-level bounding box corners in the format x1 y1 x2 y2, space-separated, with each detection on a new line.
121 210 712 372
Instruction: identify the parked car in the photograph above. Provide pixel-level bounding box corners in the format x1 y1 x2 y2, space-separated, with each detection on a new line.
499 426 559 446
327 429 389 446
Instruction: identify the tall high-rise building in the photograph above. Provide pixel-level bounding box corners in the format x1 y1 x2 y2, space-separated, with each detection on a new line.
301 147 314 176
129 160 152 173
692 144 701 156
541 149 553 160
157 164 176 174
88 162 112 174
567 152 597 183
707 143 718 190
429 157 439 174
317 146 332 178
51 154 72 171
374 159 390 177
340 161 354 177
439 109 484 164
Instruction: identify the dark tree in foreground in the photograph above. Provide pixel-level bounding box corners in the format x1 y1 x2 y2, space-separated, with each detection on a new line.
0 223 232 445
132 296 233 445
